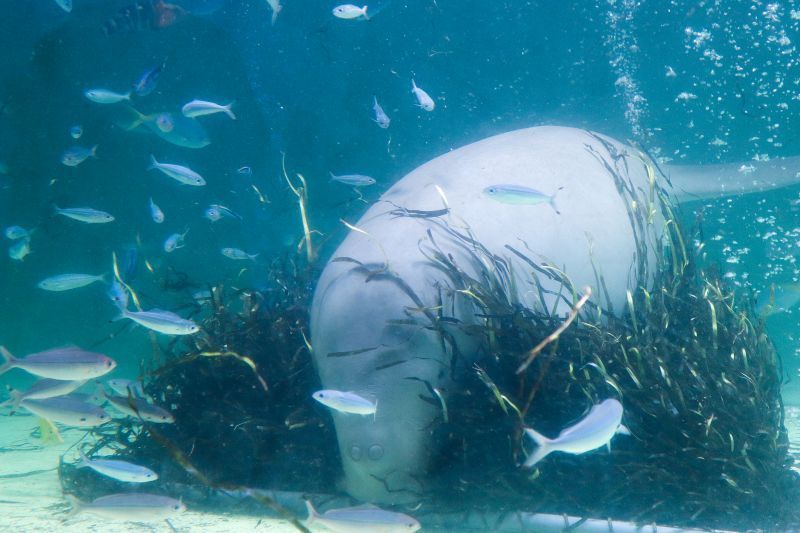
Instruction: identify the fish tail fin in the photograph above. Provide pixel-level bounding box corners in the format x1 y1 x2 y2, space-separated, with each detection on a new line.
0 346 16 376
329 172 337 182
411 78 417 91
225 102 237 120
522 427 553 468
39 416 62 445
94 382 108 402
248 253 259 261
124 92 132 101
550 186 564 215
148 154 158 170
2 387 22 412
131 381 146 398
304 500 320 525
111 308 128 322
117 106 147 131
64 494 83 518
77 451 89 469
91 145 99 159
363 5 369 19
271 10 278 25
0 386 13 409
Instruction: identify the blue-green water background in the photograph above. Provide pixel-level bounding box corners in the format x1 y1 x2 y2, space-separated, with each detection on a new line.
2 0 800 430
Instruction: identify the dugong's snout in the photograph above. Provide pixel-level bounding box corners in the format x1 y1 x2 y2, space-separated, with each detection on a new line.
335 408 431 504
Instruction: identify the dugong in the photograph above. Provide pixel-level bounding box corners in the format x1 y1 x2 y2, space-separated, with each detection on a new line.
310 126 800 504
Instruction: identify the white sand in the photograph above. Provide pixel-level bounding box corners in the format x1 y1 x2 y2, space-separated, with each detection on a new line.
3 406 800 532
0 414 298 531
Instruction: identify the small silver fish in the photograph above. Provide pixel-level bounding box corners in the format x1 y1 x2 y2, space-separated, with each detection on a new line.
148 155 206 186
267 0 282 25
78 451 158 483
0 346 116 380
181 99 236 120
55 206 115 223
61 145 97 167
37 273 105 292
372 96 391 128
312 390 377 416
8 237 31 261
522 398 630 468
17 396 109 427
237 166 253 176
1 379 87 410
304 500 420 533
66 493 185 521
483 184 563 214
84 88 131 104
133 62 164 97
4 225 31 240
220 247 258 261
107 279 129 309
69 125 83 139
53 0 72 13
204 207 222 222
411 79 435 111
163 230 188 253
330 172 376 187
149 197 165 223
192 289 212 302
332 4 369 19
98 388 175 423
116 308 200 335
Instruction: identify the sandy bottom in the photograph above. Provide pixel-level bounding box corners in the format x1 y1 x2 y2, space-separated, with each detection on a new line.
3 406 800 532
0 414 298 532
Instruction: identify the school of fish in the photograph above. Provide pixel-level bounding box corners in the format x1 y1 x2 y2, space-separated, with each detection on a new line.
0 1 617 530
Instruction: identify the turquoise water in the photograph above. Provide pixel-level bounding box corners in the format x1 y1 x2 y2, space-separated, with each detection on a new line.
2 1 800 531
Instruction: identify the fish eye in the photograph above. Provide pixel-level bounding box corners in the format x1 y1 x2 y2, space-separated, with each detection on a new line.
80 417 87 422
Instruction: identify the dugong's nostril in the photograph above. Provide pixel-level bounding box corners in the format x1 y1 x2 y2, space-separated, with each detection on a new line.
368 444 384 461
349 445 363 461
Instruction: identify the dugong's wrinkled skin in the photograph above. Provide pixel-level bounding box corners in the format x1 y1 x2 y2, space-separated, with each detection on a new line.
310 126 665 503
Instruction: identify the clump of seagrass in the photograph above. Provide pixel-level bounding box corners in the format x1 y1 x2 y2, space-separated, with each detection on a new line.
412 138 799 529
62 256 336 517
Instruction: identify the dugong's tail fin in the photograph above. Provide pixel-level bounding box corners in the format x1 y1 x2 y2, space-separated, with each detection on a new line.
522 427 553 468
666 156 800 202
